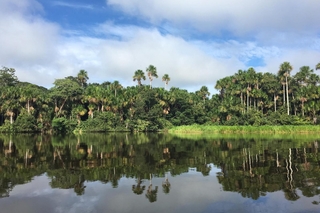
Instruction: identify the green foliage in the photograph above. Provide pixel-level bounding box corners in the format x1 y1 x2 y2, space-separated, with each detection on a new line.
13 114 38 132
77 112 114 132
0 67 18 87
52 117 77 133
156 118 174 130
131 119 150 132
0 120 14 132
3 62 320 133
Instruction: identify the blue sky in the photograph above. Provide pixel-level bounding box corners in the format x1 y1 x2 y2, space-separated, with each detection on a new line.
1 0 320 94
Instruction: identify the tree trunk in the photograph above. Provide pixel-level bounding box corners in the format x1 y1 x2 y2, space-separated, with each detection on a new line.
58 98 68 116
283 84 285 107
241 92 245 114
286 75 289 115
10 112 13 124
274 93 277 112
27 99 30 114
247 90 249 113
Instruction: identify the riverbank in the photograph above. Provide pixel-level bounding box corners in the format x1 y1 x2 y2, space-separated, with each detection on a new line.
168 125 320 134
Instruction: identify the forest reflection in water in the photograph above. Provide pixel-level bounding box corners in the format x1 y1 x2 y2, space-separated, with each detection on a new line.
0 133 320 213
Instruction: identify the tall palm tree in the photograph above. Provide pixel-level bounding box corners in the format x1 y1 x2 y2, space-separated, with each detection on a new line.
77 70 89 88
233 70 246 113
162 74 170 90
110 80 122 97
133 70 146 86
278 62 293 115
245 68 256 112
146 65 158 89
198 86 210 103
261 72 279 112
83 84 100 118
19 84 36 115
215 76 232 98
296 86 308 117
1 87 20 124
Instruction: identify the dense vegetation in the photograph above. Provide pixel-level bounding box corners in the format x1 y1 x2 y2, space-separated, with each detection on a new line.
1 62 320 133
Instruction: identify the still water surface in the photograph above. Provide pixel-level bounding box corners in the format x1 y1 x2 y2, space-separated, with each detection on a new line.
0 133 320 213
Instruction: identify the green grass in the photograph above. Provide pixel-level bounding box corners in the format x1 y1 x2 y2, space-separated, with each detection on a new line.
168 124 320 134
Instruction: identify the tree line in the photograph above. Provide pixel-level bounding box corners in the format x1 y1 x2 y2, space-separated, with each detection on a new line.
0 62 320 133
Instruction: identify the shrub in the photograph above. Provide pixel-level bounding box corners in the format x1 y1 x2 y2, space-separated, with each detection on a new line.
52 117 77 133
13 114 38 132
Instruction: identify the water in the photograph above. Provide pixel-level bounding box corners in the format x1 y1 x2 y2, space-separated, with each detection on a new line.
0 133 319 213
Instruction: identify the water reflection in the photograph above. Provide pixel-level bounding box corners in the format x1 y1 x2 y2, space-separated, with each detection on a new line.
0 133 320 206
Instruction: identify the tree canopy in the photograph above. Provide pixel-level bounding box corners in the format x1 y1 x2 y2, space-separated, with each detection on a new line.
1 62 320 133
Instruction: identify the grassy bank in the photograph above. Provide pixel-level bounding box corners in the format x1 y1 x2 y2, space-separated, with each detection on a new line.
168 125 320 134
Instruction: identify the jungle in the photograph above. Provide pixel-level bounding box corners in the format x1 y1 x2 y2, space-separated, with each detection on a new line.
1 62 320 133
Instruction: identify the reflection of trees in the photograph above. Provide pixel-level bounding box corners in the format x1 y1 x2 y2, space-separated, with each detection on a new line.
1 133 320 203
215 138 320 201
74 174 86 196
284 148 299 201
0 134 47 198
162 173 171 194
199 164 211 176
146 174 158 203
132 177 146 195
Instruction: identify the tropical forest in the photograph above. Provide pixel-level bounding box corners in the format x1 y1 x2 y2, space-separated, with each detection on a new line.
1 62 320 133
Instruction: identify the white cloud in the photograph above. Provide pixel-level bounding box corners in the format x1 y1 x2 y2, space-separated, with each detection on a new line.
0 0 60 86
50 24 244 92
52 1 95 10
1 0 320 95
107 0 320 36
259 49 320 75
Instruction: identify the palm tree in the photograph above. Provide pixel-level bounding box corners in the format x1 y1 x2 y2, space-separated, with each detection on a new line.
278 62 293 115
72 106 87 124
245 68 256 112
162 74 170 90
133 70 146 86
18 84 35 115
198 86 210 103
295 86 308 117
215 76 232 98
77 70 89 88
110 80 122 97
233 70 246 113
83 84 100 118
146 65 158 88
261 72 279 112
1 86 19 124
298 66 313 85
316 62 320 70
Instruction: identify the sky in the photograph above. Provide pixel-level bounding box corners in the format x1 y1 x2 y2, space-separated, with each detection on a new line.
1 0 320 94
